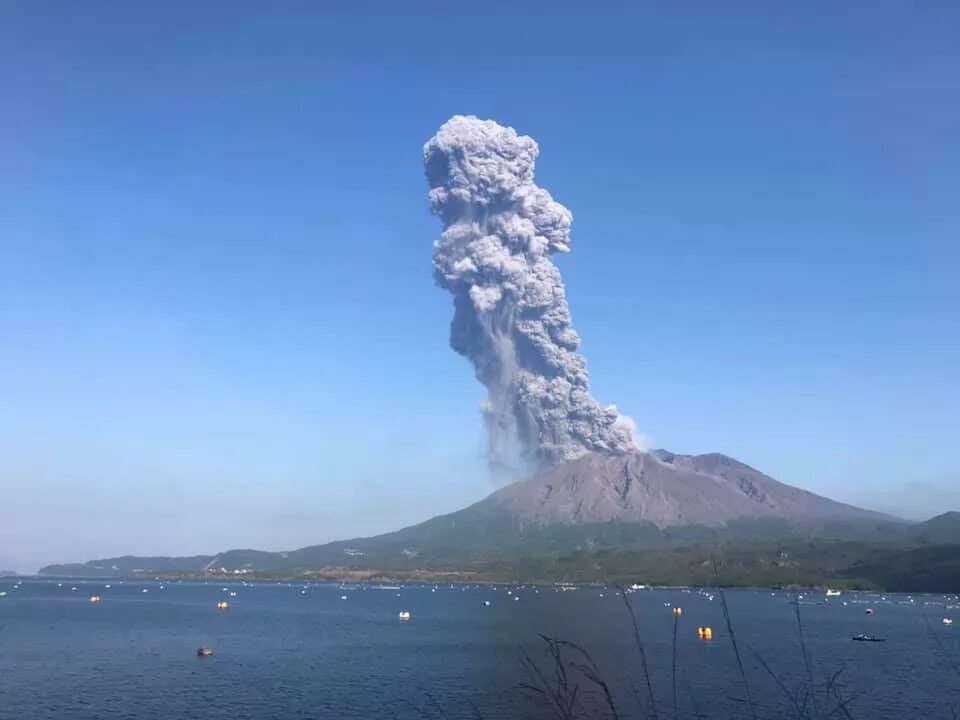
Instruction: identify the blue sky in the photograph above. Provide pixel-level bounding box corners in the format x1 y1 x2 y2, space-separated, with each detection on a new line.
1 2 957 572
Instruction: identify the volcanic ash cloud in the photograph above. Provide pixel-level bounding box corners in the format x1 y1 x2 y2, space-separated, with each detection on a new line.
424 115 639 469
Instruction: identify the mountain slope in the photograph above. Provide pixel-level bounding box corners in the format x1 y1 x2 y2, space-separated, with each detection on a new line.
488 451 890 527
909 511 960 544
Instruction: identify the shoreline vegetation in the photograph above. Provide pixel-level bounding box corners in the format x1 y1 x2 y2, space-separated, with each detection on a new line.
39 542 960 593
38 514 960 592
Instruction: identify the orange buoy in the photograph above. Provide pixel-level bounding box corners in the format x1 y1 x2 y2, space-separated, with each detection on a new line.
216 600 229 610
697 626 713 639
89 595 101 604
672 607 683 617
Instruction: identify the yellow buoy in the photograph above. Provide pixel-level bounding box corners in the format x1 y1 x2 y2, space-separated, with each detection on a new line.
89 595 101 604
697 626 713 639
673 607 683 617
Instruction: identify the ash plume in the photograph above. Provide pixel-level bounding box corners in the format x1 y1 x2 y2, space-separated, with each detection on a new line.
424 115 639 469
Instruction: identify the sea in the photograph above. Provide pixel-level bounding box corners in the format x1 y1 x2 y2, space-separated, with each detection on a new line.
1 579 957 719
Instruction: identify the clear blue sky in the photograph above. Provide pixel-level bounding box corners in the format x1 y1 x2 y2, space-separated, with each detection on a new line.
1 2 957 572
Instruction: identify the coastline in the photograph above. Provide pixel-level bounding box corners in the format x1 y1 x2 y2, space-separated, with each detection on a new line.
24 567 913 593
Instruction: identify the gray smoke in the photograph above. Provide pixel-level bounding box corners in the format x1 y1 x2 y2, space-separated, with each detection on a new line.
424 115 639 469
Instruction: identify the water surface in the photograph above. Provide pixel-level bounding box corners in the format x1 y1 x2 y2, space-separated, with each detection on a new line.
1 579 957 719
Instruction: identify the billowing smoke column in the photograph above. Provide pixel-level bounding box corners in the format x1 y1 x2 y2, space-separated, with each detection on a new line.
424 115 638 469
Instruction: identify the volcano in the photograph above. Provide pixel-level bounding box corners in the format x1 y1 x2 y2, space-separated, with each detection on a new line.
485 450 888 528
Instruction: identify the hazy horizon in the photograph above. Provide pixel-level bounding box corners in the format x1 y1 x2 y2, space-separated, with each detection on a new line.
2 3 958 573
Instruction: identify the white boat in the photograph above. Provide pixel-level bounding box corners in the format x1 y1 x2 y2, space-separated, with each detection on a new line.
398 611 411 621
944 618 954 626
826 589 842 597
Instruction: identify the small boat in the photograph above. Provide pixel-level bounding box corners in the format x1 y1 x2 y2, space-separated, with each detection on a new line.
944 618 954 626
398 611 411 621
826 589 842 597
852 633 886 642
197 647 214 657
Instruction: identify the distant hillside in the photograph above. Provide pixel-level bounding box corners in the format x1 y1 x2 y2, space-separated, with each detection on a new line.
41 555 214 577
42 450 953 589
847 544 960 592
908 512 960 545
40 510 907 578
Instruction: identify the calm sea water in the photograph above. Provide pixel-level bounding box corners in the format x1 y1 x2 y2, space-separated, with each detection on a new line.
1 579 957 719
